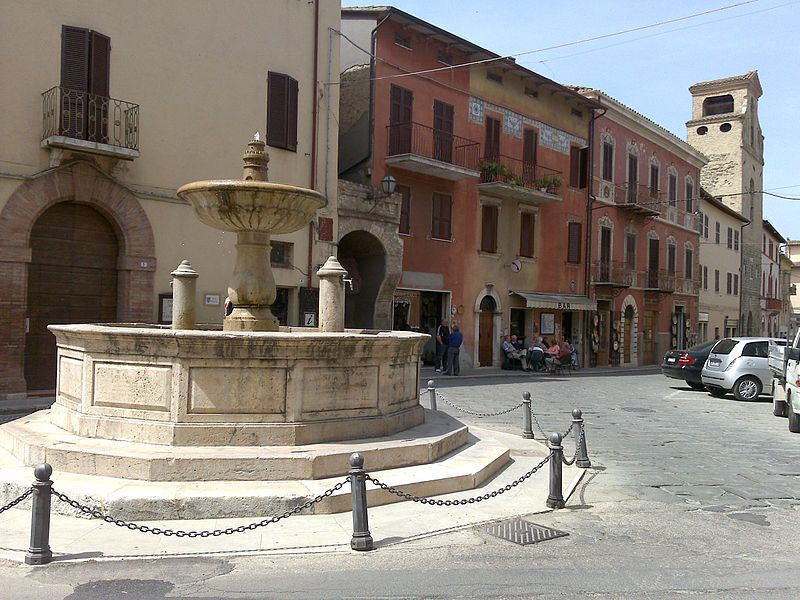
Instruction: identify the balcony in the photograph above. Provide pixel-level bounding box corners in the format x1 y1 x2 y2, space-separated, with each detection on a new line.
643 269 676 293
591 260 633 290
41 86 140 161
764 297 782 311
477 155 562 205
614 183 661 217
385 122 479 181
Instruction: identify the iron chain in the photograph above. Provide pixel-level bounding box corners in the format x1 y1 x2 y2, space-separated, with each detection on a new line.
366 452 552 506
50 478 349 537
561 427 584 466
0 487 33 514
529 405 573 439
434 390 524 417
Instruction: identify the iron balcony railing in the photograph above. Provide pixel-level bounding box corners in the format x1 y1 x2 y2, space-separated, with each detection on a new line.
624 183 662 207
42 86 139 151
643 269 676 292
479 154 562 192
591 260 633 287
387 121 480 172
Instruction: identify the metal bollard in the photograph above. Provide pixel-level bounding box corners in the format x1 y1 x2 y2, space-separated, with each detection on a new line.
427 380 437 411
521 391 534 439
25 464 53 565
546 433 565 509
348 453 374 551
573 408 592 468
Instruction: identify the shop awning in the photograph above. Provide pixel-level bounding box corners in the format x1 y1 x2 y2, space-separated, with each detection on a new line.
511 291 597 311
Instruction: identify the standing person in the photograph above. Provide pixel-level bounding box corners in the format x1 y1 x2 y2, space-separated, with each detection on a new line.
446 324 463 376
435 318 450 373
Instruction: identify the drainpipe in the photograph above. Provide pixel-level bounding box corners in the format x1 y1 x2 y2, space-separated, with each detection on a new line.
307 0 320 289
367 12 392 183
738 218 751 336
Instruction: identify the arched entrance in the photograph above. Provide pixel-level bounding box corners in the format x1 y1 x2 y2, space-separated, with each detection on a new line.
478 295 496 366
623 305 634 363
338 231 386 329
25 203 120 391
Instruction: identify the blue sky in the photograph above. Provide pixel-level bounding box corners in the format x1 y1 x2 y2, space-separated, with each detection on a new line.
344 0 800 240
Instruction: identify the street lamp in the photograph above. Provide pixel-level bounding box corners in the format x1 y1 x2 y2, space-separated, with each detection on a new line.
367 175 397 201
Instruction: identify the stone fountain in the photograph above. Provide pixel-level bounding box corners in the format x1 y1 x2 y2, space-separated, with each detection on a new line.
0 137 509 519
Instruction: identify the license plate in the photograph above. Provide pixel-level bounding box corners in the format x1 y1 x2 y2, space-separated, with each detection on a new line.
708 358 720 366
667 357 676 363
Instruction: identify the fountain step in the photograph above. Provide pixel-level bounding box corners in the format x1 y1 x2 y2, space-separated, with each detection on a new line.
0 409 471 482
0 428 512 519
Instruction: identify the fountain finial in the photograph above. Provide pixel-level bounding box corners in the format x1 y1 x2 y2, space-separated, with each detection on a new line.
243 134 269 181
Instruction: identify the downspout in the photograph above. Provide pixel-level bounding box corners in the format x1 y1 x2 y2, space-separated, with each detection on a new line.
584 104 606 367
367 12 392 179
307 0 320 289
739 218 751 336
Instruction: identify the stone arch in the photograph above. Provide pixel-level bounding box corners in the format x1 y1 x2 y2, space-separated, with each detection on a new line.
0 160 156 398
619 294 639 365
338 230 387 329
473 287 502 367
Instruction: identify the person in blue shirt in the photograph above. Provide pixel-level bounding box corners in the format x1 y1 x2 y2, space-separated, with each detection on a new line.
446 324 463 376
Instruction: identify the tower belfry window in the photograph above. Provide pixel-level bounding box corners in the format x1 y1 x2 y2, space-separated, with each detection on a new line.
702 94 734 116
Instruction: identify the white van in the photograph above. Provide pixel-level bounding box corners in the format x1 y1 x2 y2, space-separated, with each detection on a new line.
773 330 800 433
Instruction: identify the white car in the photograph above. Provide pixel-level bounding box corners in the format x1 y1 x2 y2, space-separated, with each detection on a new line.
701 337 787 401
774 330 800 433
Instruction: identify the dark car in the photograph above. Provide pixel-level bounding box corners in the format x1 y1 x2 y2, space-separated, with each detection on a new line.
661 340 718 389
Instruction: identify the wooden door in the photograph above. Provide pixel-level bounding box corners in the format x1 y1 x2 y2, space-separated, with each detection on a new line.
648 238 660 287
597 310 610 366
623 306 634 363
389 85 413 154
643 310 656 364
522 129 537 184
433 100 454 163
478 296 496 366
24 203 118 391
600 227 612 281
484 116 500 161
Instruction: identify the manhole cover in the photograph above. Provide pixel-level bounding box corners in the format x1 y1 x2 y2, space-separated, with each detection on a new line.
485 519 568 545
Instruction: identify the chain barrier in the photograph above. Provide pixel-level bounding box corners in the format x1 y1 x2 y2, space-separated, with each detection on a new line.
561 428 583 466
426 389 525 417
50 478 349 538
367 452 552 506
0 487 32 515
529 405 573 440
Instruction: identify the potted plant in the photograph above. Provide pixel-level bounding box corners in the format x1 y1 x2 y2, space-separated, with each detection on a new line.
535 175 562 193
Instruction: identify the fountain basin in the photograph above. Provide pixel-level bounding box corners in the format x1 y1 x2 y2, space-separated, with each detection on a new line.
47 324 428 447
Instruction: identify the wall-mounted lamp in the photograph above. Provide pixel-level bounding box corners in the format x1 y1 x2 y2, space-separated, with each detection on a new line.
367 175 397 201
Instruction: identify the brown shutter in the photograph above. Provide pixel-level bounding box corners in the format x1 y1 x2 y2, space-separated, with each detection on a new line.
481 205 497 253
89 31 110 96
570 146 580 187
567 222 581 263
287 75 298 152
61 25 90 91
267 72 288 149
578 147 589 189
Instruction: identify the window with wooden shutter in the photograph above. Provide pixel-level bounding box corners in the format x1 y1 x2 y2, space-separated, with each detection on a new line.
431 193 452 240
685 248 693 279
484 116 500 161
567 222 581 263
570 146 588 188
667 243 676 274
601 141 613 181
398 185 411 234
267 71 298 151
481 205 498 253
61 25 110 141
520 212 535 258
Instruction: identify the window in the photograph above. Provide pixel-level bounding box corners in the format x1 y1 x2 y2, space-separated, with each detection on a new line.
394 32 412 49
524 86 538 98
627 153 639 202
267 72 298 151
481 205 498 253
433 100 454 163
667 242 676 274
570 146 588 188
318 216 333 241
702 94 734 116
649 163 659 198
715 221 720 244
437 51 452 65
398 185 411 234
734 230 739 251
703 265 708 290
520 212 535 257
270 241 293 268
727 227 733 249
486 71 503 84
703 214 709 238
625 232 636 269
715 269 720 292
685 248 693 279
484 116 501 161
60 26 111 141
601 141 614 181
734 274 739 296
567 222 582 264
727 272 732 295
763 234 766 253
668 173 677 206
769 240 774 257
685 180 694 213
431 193 452 240
389 85 413 154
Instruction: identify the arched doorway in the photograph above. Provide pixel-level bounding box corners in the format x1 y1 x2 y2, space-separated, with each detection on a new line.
338 231 386 329
24 202 119 391
623 305 634 363
478 296 496 366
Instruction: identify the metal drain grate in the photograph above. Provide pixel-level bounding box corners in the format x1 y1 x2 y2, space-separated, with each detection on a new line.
485 519 569 546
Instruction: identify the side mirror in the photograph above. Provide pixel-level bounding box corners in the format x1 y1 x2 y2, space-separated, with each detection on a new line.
789 347 800 362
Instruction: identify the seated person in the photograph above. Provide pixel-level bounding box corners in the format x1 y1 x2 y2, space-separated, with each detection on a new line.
561 337 578 366
544 339 561 372
511 335 525 350
502 335 529 370
527 336 546 371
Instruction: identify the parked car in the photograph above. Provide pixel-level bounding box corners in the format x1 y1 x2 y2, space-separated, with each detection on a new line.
701 337 787 400
661 340 717 389
771 330 800 433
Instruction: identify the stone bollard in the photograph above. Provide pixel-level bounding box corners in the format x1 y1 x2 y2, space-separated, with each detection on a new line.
521 391 534 439
573 408 592 468
348 453 373 551
546 433 565 509
25 464 53 565
171 260 198 330
427 380 437 411
317 257 348 333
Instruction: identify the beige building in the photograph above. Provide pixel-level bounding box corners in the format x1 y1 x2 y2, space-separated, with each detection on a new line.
761 220 786 337
785 240 800 335
687 71 764 336
0 1 341 399
697 192 748 341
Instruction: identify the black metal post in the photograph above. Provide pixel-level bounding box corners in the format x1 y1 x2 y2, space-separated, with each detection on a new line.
521 391 534 439
573 408 592 468
25 464 53 565
546 433 565 509
348 453 373 551
427 379 437 411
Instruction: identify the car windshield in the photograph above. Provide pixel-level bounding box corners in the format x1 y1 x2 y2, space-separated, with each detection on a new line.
711 339 738 355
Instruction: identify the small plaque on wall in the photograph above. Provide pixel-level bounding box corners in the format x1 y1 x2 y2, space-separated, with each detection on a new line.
204 294 221 306
158 293 173 324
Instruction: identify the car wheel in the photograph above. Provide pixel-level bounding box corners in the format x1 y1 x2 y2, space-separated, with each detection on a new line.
708 388 727 398
688 382 705 390
733 376 761 401
789 396 800 433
